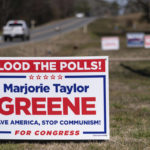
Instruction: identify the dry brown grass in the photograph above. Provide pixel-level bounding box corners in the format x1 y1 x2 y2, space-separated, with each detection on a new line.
0 16 150 150
116 13 143 22
2 28 150 59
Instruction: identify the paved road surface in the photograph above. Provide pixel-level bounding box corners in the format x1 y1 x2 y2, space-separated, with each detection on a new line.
0 17 96 48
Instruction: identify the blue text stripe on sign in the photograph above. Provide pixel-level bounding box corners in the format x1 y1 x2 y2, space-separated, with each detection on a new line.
65 75 107 135
0 76 26 78
0 131 11 134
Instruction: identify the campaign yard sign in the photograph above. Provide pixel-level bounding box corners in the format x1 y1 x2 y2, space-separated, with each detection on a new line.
101 37 120 51
127 33 144 48
0 57 109 140
144 35 150 49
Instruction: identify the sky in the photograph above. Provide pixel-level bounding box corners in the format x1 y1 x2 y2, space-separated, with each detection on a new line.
105 0 128 15
105 0 128 6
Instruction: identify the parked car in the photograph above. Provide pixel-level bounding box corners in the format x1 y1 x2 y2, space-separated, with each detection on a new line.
2 20 30 42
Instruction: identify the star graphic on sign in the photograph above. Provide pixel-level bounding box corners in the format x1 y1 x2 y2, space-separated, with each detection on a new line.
36 75 41 80
58 75 63 80
29 75 34 80
44 75 48 80
51 75 55 80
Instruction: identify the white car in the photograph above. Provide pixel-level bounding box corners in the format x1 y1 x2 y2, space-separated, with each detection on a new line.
2 20 30 42
75 13 85 18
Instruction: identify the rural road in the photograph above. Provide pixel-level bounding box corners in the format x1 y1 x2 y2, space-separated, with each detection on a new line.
0 17 96 48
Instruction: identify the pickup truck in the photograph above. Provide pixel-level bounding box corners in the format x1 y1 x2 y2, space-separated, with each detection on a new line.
2 20 30 42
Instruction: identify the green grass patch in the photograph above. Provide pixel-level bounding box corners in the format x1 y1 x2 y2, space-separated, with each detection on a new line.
132 129 150 139
87 144 100 150
111 103 124 109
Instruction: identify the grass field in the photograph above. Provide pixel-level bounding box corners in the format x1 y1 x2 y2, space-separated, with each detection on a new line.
0 15 150 150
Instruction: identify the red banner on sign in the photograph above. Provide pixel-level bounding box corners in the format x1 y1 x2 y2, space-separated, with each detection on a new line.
0 59 105 73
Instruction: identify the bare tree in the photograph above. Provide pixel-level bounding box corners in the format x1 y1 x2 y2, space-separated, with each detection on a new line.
125 0 150 21
0 0 12 26
137 0 150 21
50 0 75 18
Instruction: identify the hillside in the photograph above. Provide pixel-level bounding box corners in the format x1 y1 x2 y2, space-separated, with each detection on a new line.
0 14 150 150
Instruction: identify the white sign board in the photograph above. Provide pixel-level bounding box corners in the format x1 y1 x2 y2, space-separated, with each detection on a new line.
101 37 120 51
144 35 150 48
0 57 109 140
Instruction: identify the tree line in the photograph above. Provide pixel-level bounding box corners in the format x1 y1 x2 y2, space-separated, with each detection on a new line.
0 0 76 27
1 0 150 29
125 0 150 22
0 0 120 28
